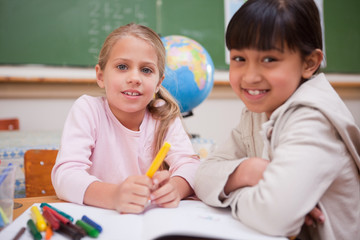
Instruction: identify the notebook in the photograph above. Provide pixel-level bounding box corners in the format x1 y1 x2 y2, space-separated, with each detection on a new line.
0 200 286 240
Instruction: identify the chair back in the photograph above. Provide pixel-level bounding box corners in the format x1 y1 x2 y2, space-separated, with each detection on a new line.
24 149 58 197
0 118 19 130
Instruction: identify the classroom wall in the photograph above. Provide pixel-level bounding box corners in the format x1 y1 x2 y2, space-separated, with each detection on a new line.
0 94 359 145
0 97 243 144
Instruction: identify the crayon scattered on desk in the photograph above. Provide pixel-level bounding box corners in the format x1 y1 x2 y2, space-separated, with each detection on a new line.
66 222 87 237
42 208 60 230
0 209 4 228
12 226 26 240
0 206 9 226
81 215 103 233
76 219 100 238
31 206 47 232
42 206 69 224
58 222 83 240
45 225 53 240
27 219 42 240
40 203 74 222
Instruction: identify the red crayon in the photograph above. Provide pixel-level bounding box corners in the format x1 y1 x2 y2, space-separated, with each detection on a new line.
42 206 69 224
42 208 60 230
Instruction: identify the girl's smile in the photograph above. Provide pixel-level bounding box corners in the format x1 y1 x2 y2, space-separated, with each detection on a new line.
242 88 269 101
122 90 141 97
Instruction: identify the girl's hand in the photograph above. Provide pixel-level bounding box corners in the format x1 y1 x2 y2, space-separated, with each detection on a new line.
241 157 270 186
149 171 181 208
305 205 325 226
113 175 153 214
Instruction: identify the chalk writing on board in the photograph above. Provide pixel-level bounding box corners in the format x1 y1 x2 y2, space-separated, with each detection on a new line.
87 0 151 58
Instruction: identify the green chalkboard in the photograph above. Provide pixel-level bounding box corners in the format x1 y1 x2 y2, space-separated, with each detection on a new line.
0 0 225 68
0 0 359 73
0 0 157 67
323 1 360 73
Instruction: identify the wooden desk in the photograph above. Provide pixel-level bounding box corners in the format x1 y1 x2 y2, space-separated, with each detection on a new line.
13 195 64 220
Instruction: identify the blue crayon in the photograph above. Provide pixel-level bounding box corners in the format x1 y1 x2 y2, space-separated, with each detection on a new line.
81 215 103 233
0 211 4 228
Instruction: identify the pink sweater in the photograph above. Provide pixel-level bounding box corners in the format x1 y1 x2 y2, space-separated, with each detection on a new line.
51 95 199 204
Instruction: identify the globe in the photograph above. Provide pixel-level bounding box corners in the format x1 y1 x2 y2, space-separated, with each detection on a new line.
161 35 215 115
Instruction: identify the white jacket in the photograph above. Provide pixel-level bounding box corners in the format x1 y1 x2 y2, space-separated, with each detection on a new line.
195 73 360 239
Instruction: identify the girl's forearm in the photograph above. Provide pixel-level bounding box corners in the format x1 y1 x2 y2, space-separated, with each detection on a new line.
83 181 118 209
224 157 269 194
224 164 249 194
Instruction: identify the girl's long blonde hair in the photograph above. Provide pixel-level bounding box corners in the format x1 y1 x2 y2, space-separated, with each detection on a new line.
97 23 181 160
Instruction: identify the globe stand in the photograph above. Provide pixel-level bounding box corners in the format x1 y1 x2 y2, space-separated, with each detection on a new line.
181 111 193 118
181 111 200 139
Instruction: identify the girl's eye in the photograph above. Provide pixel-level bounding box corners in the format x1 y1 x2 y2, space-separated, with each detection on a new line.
263 57 276 63
117 64 127 70
232 56 245 62
142 67 153 74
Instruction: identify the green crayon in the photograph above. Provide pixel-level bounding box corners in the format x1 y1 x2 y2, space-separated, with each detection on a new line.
76 219 99 238
27 219 42 240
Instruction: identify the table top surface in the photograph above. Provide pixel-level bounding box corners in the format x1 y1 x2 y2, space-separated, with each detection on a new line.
13 195 64 220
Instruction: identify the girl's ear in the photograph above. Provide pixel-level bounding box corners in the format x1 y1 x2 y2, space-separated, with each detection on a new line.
95 64 105 88
156 74 165 92
302 49 323 79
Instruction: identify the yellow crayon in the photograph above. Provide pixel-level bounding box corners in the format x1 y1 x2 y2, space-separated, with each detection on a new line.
31 205 47 232
0 206 9 225
146 142 171 178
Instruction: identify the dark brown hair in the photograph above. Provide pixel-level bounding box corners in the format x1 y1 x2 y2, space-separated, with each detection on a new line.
226 0 322 61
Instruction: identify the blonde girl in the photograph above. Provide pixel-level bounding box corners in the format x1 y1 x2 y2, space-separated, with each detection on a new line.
52 23 199 214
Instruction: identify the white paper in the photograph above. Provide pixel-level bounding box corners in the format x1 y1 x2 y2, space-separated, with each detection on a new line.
0 201 287 240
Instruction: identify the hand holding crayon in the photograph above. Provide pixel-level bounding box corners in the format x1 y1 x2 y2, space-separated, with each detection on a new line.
146 142 171 178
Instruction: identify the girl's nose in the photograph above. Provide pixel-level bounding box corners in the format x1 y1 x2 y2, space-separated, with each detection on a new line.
127 70 142 85
242 64 261 84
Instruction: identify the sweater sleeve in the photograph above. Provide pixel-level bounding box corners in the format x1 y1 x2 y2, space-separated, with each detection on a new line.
51 96 101 204
163 117 200 189
194 120 248 207
228 107 348 237
194 108 266 207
